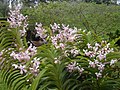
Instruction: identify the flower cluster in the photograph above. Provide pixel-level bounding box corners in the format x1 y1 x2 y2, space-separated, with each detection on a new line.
10 44 40 76
12 64 27 74
7 6 28 36
64 48 80 57
30 57 40 76
10 44 37 62
50 23 60 33
12 57 40 75
83 42 114 59
66 61 84 75
0 48 15 66
83 41 117 79
51 23 78 50
35 23 47 39
70 48 80 57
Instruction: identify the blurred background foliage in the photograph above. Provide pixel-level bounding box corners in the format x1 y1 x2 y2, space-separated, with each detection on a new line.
0 1 8 17
22 2 120 39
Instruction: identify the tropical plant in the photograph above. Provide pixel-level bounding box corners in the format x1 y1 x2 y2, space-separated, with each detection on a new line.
0 4 120 90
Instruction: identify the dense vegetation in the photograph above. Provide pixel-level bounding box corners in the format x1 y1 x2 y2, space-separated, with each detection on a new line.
0 1 120 90
0 1 8 17
22 2 120 38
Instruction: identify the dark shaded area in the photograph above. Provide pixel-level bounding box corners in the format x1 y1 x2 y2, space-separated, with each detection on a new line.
107 30 120 46
116 39 120 46
0 18 7 28
26 30 47 47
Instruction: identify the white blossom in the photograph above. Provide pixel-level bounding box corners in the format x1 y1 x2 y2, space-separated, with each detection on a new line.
87 43 92 49
66 62 84 74
89 60 96 68
95 72 102 79
110 59 117 66
12 64 18 69
7 6 28 37
19 64 27 74
30 57 40 76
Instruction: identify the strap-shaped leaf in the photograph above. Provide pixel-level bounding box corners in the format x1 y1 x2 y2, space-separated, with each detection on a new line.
106 52 120 60
30 69 47 90
8 72 22 88
11 75 27 90
38 82 51 90
6 70 20 86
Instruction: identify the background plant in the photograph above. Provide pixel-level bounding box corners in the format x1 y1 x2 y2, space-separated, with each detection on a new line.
0 1 8 17
22 1 120 37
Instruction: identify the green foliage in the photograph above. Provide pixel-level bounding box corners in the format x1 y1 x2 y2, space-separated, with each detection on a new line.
0 20 27 90
0 1 8 17
36 45 81 90
1 3 120 90
28 68 47 90
0 72 8 90
22 2 120 36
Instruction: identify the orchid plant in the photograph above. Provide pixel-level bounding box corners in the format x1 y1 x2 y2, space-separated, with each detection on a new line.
0 5 120 90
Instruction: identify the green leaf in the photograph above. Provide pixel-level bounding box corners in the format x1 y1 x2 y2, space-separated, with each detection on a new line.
107 52 120 60
30 69 47 90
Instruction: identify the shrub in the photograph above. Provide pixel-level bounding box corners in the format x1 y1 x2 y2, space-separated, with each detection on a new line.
22 2 120 36
0 1 8 17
